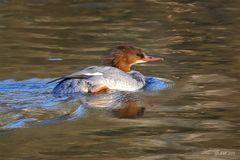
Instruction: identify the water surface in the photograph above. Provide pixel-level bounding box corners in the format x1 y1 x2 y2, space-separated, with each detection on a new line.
0 0 239 159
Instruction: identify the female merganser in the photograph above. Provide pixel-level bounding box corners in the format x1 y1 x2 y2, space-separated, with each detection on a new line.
49 45 163 95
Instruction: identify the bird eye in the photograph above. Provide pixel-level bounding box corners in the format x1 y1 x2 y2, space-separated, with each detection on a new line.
136 53 144 58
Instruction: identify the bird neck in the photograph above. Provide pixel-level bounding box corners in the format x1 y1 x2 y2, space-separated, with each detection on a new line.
111 59 131 72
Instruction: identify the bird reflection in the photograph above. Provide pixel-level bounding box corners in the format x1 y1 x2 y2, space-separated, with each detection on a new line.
64 76 172 120
82 91 146 119
111 100 145 119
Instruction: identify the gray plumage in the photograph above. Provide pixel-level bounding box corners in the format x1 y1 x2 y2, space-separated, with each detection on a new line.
51 66 145 95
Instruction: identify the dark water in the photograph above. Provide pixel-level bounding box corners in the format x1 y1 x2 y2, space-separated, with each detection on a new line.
0 0 240 159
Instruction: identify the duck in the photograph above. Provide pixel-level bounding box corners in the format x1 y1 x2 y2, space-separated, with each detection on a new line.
49 45 163 95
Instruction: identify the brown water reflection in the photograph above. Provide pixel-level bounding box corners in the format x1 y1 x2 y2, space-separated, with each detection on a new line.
0 0 240 159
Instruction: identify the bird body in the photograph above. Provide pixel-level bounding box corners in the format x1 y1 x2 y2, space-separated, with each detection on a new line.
52 66 145 94
49 46 163 95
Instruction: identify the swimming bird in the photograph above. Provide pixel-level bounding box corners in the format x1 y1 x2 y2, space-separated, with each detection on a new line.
49 45 163 95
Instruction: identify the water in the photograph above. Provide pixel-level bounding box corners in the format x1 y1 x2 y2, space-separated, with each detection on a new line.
0 0 239 159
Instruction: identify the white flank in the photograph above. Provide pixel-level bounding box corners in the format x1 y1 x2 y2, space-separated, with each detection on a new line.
84 72 103 76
